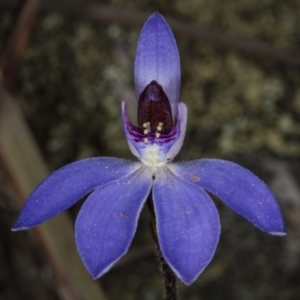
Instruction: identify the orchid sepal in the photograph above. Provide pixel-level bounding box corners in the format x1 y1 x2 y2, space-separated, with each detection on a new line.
134 12 180 120
12 158 142 230
153 167 220 285
75 166 153 279
168 159 286 236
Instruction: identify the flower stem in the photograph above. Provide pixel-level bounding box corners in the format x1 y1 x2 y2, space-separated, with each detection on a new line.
153 230 178 300
147 197 178 300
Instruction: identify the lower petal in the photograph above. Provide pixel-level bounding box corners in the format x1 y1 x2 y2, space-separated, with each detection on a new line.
12 157 141 230
153 167 220 285
75 167 153 279
169 159 286 235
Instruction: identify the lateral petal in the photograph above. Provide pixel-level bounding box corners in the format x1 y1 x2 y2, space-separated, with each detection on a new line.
153 167 220 285
12 158 141 230
169 159 286 235
75 167 153 279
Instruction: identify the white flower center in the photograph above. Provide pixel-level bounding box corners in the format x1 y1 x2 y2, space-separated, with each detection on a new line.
140 143 167 167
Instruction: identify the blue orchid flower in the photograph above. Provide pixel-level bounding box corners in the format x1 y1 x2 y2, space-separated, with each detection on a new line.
12 12 286 285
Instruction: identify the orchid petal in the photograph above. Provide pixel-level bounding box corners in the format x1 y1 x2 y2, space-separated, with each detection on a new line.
75 167 153 279
134 12 180 119
169 159 286 235
166 102 187 161
153 167 220 285
12 158 141 230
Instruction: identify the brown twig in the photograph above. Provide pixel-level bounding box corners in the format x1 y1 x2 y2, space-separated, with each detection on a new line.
0 0 40 90
1 0 300 66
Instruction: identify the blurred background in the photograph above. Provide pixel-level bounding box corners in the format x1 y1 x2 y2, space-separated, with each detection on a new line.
0 0 300 299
